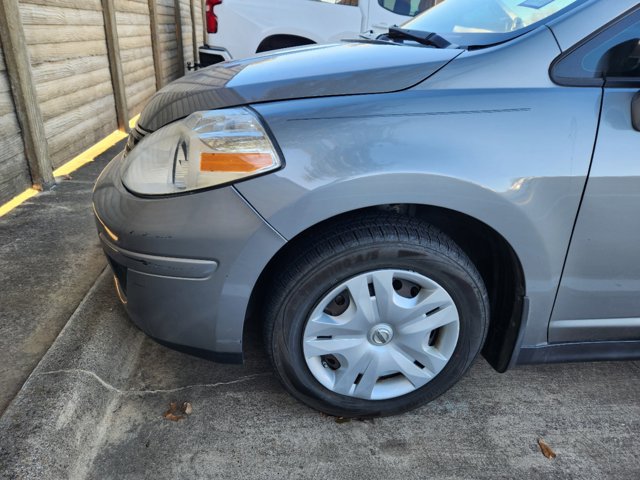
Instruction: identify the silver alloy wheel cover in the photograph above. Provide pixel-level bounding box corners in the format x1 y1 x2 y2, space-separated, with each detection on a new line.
302 269 460 401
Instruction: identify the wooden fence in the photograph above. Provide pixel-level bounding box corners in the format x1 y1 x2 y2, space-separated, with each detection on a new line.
0 0 205 204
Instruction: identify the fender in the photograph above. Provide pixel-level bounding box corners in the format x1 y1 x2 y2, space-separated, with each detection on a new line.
235 84 602 348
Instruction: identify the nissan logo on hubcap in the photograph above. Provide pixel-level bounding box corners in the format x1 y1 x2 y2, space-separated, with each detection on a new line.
370 325 394 346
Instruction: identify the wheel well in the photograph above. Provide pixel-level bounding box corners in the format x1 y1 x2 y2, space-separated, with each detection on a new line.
256 35 315 53
244 205 526 372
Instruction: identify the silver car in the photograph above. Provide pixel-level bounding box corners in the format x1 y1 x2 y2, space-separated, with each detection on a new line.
93 0 640 417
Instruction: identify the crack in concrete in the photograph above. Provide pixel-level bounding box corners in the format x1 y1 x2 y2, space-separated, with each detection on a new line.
37 368 270 396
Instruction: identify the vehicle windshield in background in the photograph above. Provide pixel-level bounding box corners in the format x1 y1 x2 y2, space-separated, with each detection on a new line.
404 0 584 47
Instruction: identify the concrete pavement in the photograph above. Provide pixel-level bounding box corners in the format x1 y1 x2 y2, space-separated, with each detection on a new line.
1 267 639 479
0 142 123 414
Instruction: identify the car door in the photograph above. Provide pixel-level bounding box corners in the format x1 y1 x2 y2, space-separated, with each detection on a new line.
367 0 441 35
550 8 640 343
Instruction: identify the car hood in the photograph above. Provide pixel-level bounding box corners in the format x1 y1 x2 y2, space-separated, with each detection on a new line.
138 42 462 132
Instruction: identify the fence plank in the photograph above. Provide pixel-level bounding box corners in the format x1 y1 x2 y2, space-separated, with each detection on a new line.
173 0 185 77
190 0 198 66
200 0 206 48
36 67 112 104
148 0 163 90
20 4 105 26
0 0 54 188
20 0 102 11
31 56 108 84
102 0 129 132
27 40 108 64
24 25 106 45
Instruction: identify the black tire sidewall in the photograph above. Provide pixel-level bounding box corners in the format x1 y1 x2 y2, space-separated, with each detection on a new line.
270 240 487 417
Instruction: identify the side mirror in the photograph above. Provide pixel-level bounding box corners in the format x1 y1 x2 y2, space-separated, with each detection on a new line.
633 92 640 132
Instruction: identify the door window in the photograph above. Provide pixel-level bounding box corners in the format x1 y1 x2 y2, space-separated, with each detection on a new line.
552 7 640 87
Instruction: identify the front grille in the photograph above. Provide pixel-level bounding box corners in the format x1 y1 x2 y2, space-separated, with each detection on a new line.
124 124 150 155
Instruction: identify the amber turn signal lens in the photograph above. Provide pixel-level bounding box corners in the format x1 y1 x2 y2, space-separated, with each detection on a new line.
200 152 273 172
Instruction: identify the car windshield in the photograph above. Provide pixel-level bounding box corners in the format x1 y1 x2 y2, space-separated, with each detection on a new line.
403 0 584 47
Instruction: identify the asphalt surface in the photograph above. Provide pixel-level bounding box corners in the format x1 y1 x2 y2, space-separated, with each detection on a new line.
1 147 640 479
0 142 122 414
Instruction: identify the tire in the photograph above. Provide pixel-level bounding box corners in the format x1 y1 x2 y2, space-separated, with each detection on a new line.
264 213 489 417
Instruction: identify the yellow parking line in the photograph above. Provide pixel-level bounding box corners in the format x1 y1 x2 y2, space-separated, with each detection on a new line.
0 188 40 218
53 114 139 177
52 130 129 177
128 115 139 130
0 115 139 218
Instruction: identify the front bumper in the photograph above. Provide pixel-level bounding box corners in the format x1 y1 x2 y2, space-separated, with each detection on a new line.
93 153 286 362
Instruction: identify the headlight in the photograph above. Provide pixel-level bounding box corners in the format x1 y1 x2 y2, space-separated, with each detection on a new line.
121 107 282 195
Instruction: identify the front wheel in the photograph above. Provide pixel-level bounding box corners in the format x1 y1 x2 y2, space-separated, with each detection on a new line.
264 214 489 417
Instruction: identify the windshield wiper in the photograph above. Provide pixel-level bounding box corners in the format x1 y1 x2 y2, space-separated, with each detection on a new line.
386 27 454 49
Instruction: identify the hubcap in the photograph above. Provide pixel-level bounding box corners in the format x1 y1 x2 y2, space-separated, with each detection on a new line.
302 269 460 401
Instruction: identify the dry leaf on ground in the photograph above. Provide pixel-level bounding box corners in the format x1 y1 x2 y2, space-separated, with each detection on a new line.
163 401 193 422
163 411 184 422
538 438 557 459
